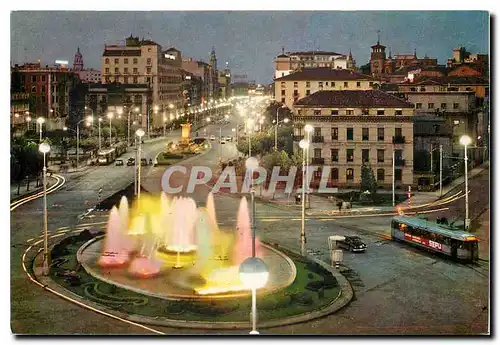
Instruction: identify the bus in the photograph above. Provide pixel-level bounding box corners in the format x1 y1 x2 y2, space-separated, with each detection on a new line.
97 148 117 165
391 215 479 262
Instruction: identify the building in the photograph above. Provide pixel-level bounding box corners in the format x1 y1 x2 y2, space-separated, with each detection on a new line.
231 82 251 97
86 83 151 130
274 49 355 79
101 36 184 128
11 61 78 130
217 68 231 99
293 90 414 188
72 47 101 84
10 69 31 131
447 46 488 76
182 58 215 103
274 68 376 109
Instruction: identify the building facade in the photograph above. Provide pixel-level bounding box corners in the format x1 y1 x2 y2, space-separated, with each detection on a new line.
274 49 355 79
181 58 215 103
293 90 414 188
72 47 101 84
274 68 376 109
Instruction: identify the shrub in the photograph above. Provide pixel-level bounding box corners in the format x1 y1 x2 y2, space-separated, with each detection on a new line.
307 273 314 280
305 281 324 291
291 292 314 306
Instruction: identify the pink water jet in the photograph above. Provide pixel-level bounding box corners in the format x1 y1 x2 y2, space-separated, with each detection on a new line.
128 255 162 278
98 206 130 267
233 197 261 266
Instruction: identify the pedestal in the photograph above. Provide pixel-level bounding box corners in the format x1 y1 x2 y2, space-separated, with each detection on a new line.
180 123 192 144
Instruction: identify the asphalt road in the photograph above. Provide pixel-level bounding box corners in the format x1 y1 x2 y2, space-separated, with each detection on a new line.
10 117 490 335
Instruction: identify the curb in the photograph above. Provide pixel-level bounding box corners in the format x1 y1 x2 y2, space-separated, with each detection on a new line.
10 175 58 203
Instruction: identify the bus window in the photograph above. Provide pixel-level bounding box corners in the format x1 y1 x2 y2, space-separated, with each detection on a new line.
406 225 413 235
420 230 430 239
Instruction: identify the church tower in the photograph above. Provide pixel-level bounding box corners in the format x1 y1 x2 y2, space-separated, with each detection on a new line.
73 47 84 72
209 46 218 99
369 32 386 76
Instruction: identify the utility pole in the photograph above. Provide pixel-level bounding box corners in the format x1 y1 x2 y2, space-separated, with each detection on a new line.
439 144 443 197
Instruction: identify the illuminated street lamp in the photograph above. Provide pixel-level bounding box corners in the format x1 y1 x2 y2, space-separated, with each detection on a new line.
38 142 51 276
206 117 211 123
239 257 269 335
107 112 114 146
136 128 145 201
247 118 255 157
37 117 45 141
303 124 313 209
460 134 472 230
299 138 310 255
26 115 32 131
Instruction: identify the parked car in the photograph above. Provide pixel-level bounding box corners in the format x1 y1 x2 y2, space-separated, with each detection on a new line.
225 136 232 142
210 134 216 141
220 139 226 144
337 236 367 252
141 158 148 166
127 157 135 166
115 159 124 166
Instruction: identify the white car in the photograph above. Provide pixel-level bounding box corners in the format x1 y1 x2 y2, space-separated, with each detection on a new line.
220 139 226 144
225 136 232 142
210 134 216 141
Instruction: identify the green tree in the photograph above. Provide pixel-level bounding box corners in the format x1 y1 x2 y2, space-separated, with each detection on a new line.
360 164 377 195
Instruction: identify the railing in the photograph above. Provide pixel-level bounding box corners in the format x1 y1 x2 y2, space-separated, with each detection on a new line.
312 136 324 143
392 136 406 144
293 135 304 141
395 159 406 167
311 158 324 164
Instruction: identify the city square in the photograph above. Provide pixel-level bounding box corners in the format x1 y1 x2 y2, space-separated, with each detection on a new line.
9 10 490 336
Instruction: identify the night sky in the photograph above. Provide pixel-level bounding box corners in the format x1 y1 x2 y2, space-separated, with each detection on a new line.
10 11 489 84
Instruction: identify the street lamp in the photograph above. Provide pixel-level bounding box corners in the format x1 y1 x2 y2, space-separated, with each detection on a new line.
107 112 114 146
136 128 145 201
26 115 32 131
239 257 269 335
206 117 211 123
460 134 472 230
74 116 93 168
299 138 310 255
37 117 45 141
274 109 289 151
127 106 140 147
304 124 314 210
38 142 50 276
247 118 255 157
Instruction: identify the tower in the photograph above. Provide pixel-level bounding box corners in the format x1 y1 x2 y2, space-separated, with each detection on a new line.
210 46 218 73
209 46 218 99
370 32 386 76
73 47 83 72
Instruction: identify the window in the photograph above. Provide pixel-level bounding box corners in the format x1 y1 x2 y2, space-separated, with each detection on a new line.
346 109 354 115
313 109 321 115
331 82 336 87
318 82 323 88
114 58 119 64
362 149 369 163
362 108 369 115
41 86 46 93
344 82 348 88
281 98 285 103
356 81 361 87
416 103 422 109
293 90 299 97
395 109 403 115
293 82 298 88
147 58 152 65
369 82 373 87
325 82 329 86
280 82 285 88
420 87 426 92
281 73 285 77
281 89 286 96
395 169 402 181
331 149 338 162
331 168 339 180
133 76 138 83
362 128 369 141
375 128 384 142
410 87 416 92
395 128 402 137
133 68 138 74
377 169 385 181
314 148 322 158
146 67 152 74
148 48 152 52
306 90 311 96
306 81 310 88
31 85 36 93
453 103 459 109
41 75 46 82
441 103 447 109
124 76 128 83
377 109 385 115
377 149 385 163
314 127 321 137
133 58 138 64
332 127 338 140
146 77 151 84
31 75 37 82
114 67 119 73
124 68 129 74
105 76 111 83
105 67 110 73
347 128 353 141
428 103 434 109
331 109 338 115
297 109 302 115
105 58 109 64
124 58 128 64
346 149 354 162
346 168 354 180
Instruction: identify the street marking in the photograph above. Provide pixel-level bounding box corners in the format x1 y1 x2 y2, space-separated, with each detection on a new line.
11 174 66 211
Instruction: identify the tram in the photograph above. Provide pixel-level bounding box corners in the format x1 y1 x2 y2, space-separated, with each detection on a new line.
97 148 117 165
391 215 479 262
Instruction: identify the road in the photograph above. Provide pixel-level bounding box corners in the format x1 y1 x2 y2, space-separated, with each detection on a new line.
11 117 490 334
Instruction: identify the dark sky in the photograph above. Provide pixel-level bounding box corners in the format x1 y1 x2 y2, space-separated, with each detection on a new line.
10 11 489 84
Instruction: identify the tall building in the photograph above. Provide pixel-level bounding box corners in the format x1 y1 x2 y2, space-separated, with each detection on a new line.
274 49 355 79
293 90 415 188
182 57 215 103
274 68 376 109
11 61 78 130
72 47 101 84
209 46 218 99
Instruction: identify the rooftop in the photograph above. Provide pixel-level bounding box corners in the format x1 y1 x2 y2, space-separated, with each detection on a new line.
275 68 374 81
294 90 414 108
288 50 344 56
103 49 142 57
401 76 489 86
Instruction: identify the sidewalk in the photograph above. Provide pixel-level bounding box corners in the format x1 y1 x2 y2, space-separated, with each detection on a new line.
10 176 58 202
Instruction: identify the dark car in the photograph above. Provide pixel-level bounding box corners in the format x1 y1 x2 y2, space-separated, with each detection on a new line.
126 157 135 166
115 159 124 166
141 158 148 166
337 236 367 252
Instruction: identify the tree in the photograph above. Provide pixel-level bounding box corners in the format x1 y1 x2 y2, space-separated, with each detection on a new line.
10 137 44 191
360 164 377 195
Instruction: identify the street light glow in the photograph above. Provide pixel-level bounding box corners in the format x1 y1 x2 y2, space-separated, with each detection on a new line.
299 139 310 149
284 118 290 123
38 142 50 153
136 128 145 137
86 115 93 123
37 117 45 124
304 124 314 133
107 112 114 119
460 135 472 146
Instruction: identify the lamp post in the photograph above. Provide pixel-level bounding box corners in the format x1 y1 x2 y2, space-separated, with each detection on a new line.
75 116 93 168
439 144 443 197
37 117 45 141
245 157 259 256
26 115 32 131
299 139 310 255
239 257 269 335
274 117 290 151
247 118 255 157
460 135 471 230
107 112 114 146
163 116 167 137
136 128 145 202
304 124 314 209
39 142 50 276
127 106 140 147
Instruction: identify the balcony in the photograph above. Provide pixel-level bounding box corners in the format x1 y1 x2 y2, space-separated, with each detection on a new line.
293 135 304 141
312 135 324 143
392 136 406 144
395 159 406 167
311 158 324 164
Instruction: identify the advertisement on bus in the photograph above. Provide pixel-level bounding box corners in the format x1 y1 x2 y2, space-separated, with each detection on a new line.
404 233 443 251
